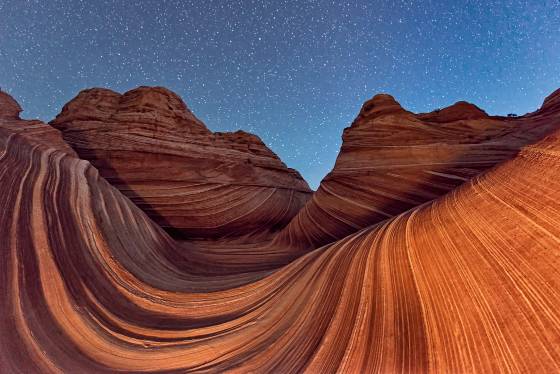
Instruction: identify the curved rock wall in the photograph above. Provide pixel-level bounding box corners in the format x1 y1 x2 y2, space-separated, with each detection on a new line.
276 89 560 249
1 88 560 372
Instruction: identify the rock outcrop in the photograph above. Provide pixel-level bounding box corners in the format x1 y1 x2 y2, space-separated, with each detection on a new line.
50 86 311 239
1 89 560 372
276 90 560 249
0 91 76 155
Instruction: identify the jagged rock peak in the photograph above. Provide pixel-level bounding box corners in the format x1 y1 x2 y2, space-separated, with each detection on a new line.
0 90 23 119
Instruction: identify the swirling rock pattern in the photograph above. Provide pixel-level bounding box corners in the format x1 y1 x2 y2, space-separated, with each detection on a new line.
50 87 311 239
277 89 560 249
1 89 560 372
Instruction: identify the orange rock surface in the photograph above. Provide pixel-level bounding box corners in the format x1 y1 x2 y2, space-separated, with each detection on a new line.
276 89 560 249
50 87 312 239
1 88 560 372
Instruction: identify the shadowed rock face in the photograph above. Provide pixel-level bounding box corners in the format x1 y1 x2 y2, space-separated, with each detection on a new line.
2 88 560 372
50 86 312 239
275 90 560 249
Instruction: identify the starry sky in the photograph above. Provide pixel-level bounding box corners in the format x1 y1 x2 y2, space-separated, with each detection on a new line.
1 0 559 188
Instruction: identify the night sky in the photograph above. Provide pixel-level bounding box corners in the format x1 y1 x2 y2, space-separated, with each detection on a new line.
1 1 559 188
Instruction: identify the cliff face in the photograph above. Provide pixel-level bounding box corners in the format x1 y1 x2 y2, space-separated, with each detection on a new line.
2 88 560 373
276 90 560 249
50 86 312 239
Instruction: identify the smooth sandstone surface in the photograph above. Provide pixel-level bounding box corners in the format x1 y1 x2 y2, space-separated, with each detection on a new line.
276 89 560 249
50 86 312 239
1 88 560 372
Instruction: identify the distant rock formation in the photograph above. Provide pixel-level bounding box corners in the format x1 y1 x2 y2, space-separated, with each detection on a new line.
276 90 560 249
50 86 312 239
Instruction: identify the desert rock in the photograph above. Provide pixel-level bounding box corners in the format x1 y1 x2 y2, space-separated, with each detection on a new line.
1 88 560 372
50 86 312 239
276 90 560 249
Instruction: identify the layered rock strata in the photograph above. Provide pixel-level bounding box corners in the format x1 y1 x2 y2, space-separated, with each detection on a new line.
276 89 560 249
50 87 312 239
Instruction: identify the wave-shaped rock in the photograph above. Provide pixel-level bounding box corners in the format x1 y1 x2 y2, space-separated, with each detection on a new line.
50 87 312 239
276 90 560 249
2 89 560 372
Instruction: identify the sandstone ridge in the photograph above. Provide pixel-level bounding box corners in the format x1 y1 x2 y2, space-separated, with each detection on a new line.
50 86 312 239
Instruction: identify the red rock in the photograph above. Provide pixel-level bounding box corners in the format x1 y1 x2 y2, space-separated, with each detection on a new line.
416 100 488 122
1 89 560 372
0 91 76 155
50 86 312 239
275 89 560 249
0 90 23 119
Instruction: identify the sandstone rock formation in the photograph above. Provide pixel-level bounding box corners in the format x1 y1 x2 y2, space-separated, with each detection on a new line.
0 91 76 155
276 89 560 249
50 87 311 239
1 88 560 372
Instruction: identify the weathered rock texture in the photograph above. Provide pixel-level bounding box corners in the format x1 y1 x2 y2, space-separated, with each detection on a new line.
276 89 560 249
0 91 76 155
50 87 311 239
1 89 560 372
